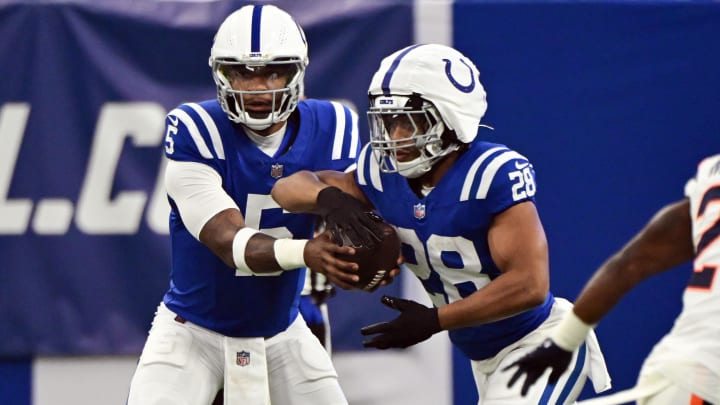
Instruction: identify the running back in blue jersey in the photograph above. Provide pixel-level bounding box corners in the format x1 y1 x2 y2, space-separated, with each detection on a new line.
356 140 553 360
162 98 359 337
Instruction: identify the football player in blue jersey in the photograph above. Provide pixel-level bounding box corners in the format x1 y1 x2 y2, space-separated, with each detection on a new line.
127 5 365 405
272 43 613 404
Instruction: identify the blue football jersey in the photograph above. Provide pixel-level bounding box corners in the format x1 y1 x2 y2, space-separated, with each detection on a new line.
356 141 554 360
162 99 360 337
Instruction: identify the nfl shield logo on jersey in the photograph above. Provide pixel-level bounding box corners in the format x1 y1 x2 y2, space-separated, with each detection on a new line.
236 351 250 367
413 203 426 219
270 163 283 179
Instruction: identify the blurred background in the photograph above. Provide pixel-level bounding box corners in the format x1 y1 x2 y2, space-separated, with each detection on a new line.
1 0 719 404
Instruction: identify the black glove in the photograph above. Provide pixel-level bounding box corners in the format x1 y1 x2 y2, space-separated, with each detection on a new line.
316 186 382 248
503 338 573 396
360 295 441 349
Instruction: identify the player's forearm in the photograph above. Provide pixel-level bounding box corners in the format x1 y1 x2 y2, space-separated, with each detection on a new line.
572 199 694 325
546 252 648 351
551 199 695 352
571 253 645 324
272 170 328 213
199 209 307 274
244 233 308 273
438 269 548 330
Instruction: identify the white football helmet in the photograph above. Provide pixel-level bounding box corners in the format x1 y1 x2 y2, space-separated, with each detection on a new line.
367 44 488 177
210 5 308 130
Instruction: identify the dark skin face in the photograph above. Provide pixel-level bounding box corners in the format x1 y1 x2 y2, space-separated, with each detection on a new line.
383 112 462 194
383 113 425 162
222 64 297 136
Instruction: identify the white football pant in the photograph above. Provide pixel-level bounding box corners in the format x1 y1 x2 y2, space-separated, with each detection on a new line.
481 298 611 405
126 302 347 405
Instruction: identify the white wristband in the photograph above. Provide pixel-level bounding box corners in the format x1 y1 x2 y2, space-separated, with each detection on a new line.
549 310 593 351
273 238 308 270
232 227 260 275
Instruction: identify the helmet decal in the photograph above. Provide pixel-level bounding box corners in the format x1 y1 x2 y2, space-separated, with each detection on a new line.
443 58 475 93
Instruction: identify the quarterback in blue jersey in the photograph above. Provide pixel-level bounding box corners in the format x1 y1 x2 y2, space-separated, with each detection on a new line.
272 44 612 404
127 5 360 405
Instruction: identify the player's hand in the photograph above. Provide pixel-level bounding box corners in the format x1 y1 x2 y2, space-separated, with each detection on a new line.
316 186 382 248
503 338 573 396
378 256 404 288
360 295 441 349
304 230 360 290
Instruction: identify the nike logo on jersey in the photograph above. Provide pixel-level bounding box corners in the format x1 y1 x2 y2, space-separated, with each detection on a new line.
168 115 179 126
514 161 529 170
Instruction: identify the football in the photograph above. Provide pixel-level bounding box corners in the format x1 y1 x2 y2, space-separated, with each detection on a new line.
334 213 401 292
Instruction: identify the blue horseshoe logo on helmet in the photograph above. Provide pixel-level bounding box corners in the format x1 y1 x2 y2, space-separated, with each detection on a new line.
443 58 475 93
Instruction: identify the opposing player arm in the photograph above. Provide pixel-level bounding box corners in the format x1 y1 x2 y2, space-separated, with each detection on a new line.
570 198 694 326
504 198 695 395
540 198 694 355
166 160 359 286
439 201 550 330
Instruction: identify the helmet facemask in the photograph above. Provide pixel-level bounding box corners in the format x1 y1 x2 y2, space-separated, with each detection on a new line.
368 95 459 178
211 58 305 130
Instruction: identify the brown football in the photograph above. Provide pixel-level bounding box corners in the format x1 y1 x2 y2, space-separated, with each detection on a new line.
335 213 401 292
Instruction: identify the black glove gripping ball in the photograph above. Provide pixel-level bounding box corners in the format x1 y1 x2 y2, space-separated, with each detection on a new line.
334 212 400 291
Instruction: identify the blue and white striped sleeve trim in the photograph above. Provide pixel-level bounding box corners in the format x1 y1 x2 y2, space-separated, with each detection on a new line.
460 148 527 201
187 103 225 160
168 104 225 160
348 106 359 159
356 143 383 192
330 101 359 160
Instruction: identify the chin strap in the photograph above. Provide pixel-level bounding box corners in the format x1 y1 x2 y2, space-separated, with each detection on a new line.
396 157 432 178
396 143 460 179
